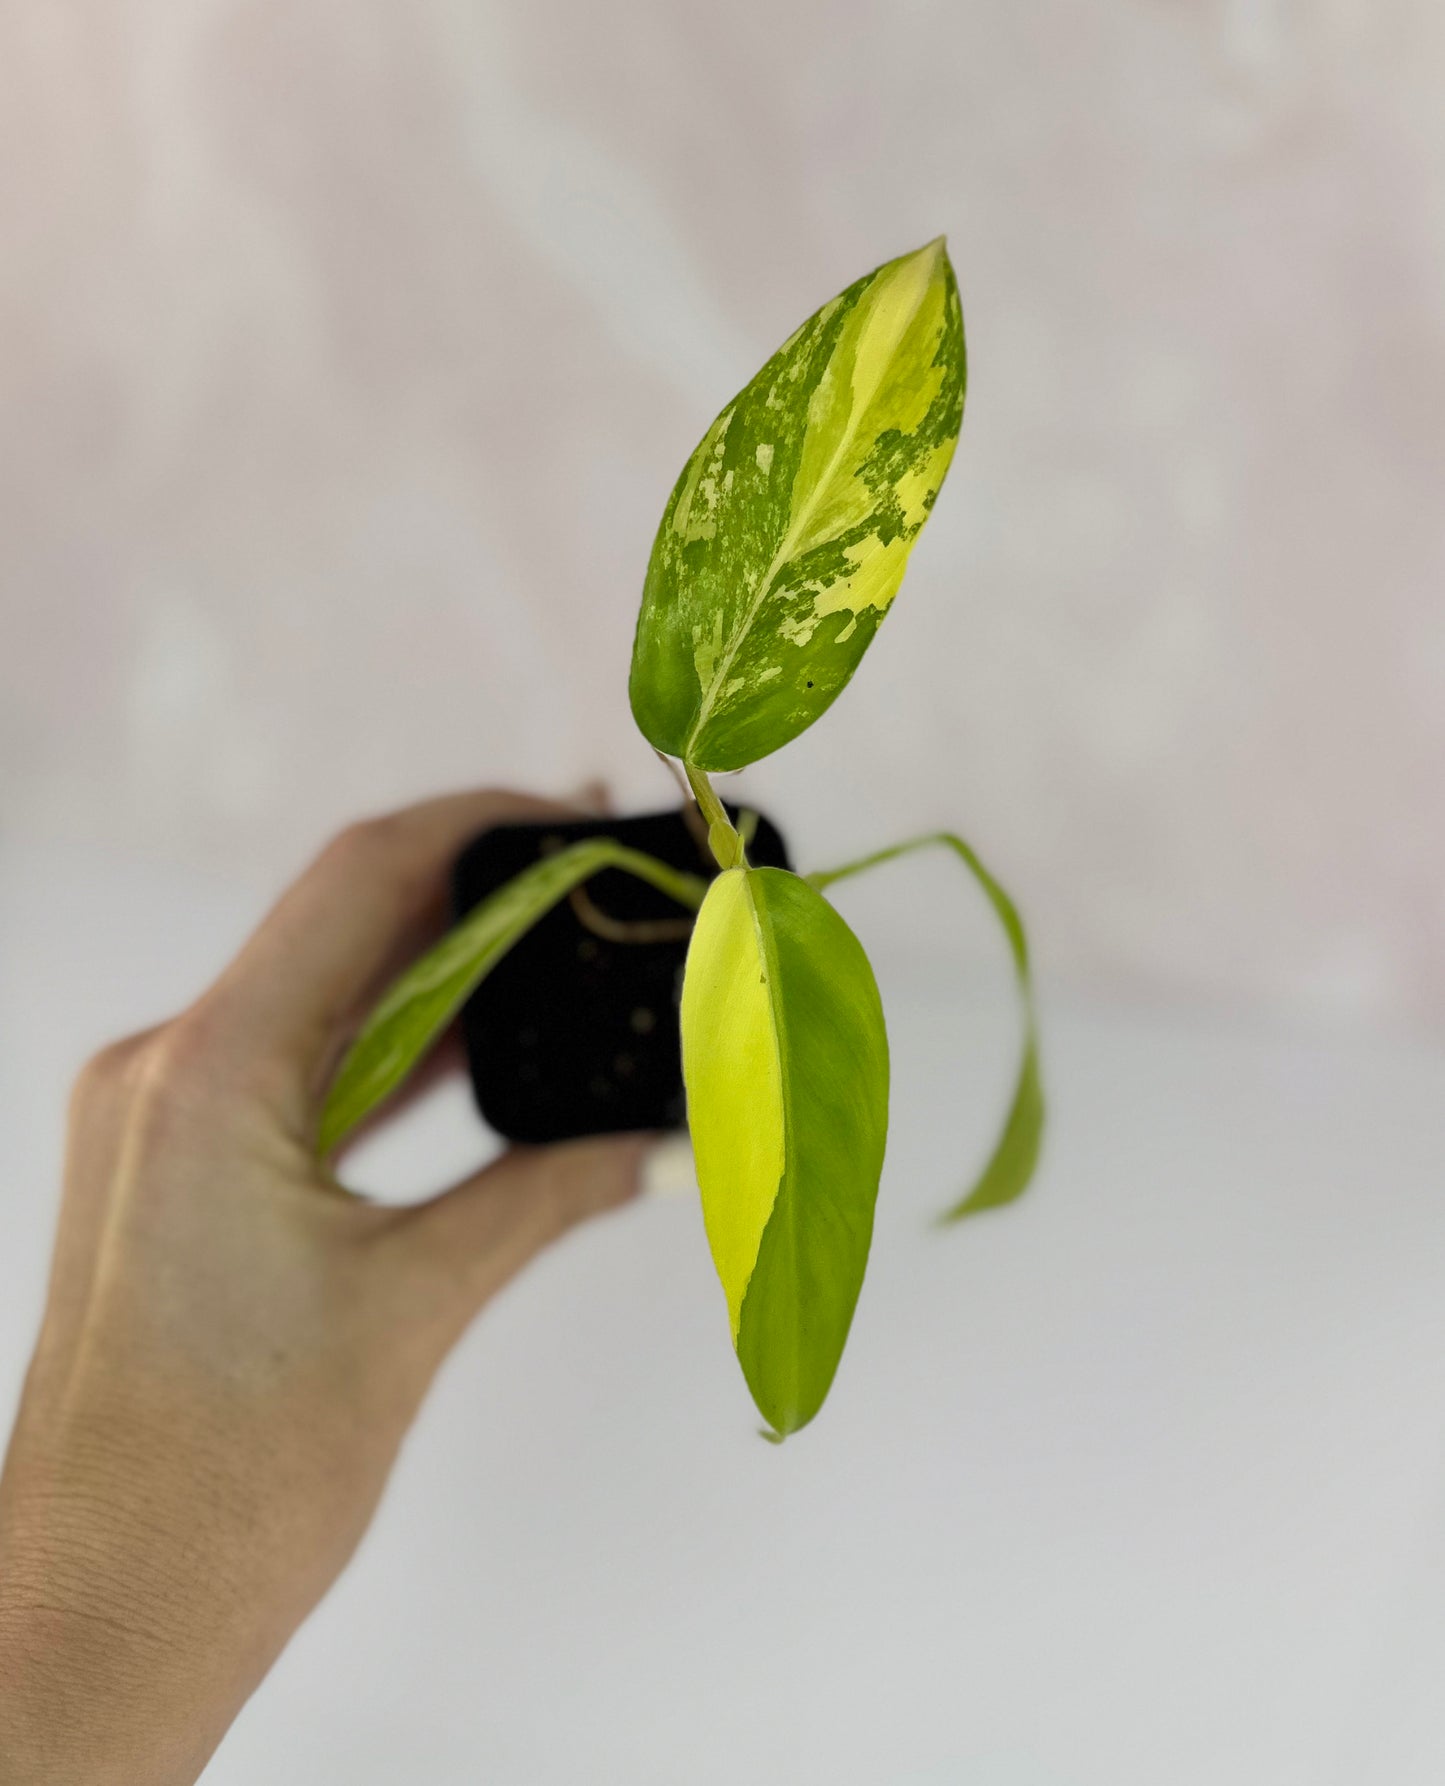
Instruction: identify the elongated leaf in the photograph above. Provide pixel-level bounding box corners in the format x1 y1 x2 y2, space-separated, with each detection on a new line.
948 1034 1043 1219
318 840 707 1156
631 237 966 772
681 866 889 1436
807 831 1043 1219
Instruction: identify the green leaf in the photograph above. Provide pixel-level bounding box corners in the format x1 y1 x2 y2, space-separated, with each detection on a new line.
318 840 707 1157
680 866 889 1437
806 831 1043 1220
631 237 966 772
946 1031 1043 1220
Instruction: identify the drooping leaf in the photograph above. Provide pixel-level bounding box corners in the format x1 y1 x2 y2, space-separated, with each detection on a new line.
631 237 966 772
318 840 707 1157
680 866 889 1436
945 1033 1043 1219
806 830 1043 1219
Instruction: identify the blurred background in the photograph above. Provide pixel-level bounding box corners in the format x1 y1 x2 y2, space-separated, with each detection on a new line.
2 2 1443 1782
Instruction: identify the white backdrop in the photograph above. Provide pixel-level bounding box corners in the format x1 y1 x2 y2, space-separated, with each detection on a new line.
3 3 1445 1781
3 847 1444 1784
2 0 1442 1028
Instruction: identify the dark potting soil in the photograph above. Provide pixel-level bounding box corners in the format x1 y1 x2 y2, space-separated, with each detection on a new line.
452 805 790 1143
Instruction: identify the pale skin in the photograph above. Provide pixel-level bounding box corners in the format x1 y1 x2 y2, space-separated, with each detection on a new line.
0 789 651 1785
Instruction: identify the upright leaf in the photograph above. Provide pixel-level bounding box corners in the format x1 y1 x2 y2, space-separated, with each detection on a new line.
631 237 966 772
681 866 889 1436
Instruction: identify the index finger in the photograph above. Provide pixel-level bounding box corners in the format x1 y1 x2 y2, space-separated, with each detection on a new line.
202 787 594 1109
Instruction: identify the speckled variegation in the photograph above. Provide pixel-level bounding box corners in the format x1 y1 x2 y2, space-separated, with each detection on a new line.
629 237 966 771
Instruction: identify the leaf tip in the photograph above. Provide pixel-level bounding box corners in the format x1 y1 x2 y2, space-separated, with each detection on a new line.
912 233 950 272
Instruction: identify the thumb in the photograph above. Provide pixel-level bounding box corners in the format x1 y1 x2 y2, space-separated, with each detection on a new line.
395 1132 653 1336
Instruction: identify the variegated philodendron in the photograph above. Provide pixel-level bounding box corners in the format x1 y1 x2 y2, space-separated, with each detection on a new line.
630 237 966 772
319 238 1042 1440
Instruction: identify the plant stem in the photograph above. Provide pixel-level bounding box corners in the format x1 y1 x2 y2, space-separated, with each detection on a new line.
598 841 709 911
804 831 1028 975
683 762 746 871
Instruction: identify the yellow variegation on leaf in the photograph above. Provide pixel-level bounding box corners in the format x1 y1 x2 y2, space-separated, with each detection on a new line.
630 237 966 771
310 229 1042 1449
680 865 889 1437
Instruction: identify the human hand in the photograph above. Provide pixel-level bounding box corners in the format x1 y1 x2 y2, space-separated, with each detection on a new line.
0 790 649 1786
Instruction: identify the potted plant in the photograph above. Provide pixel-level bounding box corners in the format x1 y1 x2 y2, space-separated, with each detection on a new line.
319 237 1043 1439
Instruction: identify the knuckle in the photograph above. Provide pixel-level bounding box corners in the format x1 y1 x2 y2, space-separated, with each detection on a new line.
68 1025 192 1138
320 811 443 912
323 817 389 865
143 1013 206 1079
70 1025 169 1099
71 1038 133 1104
467 787 525 817
472 789 569 832
127 1009 228 1110
316 813 423 894
347 809 416 853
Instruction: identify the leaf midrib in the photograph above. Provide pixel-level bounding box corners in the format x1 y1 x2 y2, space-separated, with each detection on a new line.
681 256 937 759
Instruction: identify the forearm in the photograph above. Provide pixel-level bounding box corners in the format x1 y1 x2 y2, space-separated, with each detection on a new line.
0 1598 229 1786
0 1430 279 1786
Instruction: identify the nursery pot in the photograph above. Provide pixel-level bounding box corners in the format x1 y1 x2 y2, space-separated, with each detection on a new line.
452 805 790 1143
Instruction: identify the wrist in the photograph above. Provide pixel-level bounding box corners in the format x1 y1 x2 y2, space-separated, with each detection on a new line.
0 1551 238 1786
0 1482 266 1786
0 1608 188 1786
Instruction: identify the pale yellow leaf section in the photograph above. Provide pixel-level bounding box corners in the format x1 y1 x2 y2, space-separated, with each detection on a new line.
673 404 734 548
680 868 786 1339
783 237 949 558
810 533 912 642
763 242 957 653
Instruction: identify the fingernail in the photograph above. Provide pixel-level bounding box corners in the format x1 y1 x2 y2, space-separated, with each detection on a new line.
640 1132 695 1200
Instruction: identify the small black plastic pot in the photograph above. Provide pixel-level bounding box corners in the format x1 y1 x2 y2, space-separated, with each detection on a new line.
452 805 790 1144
